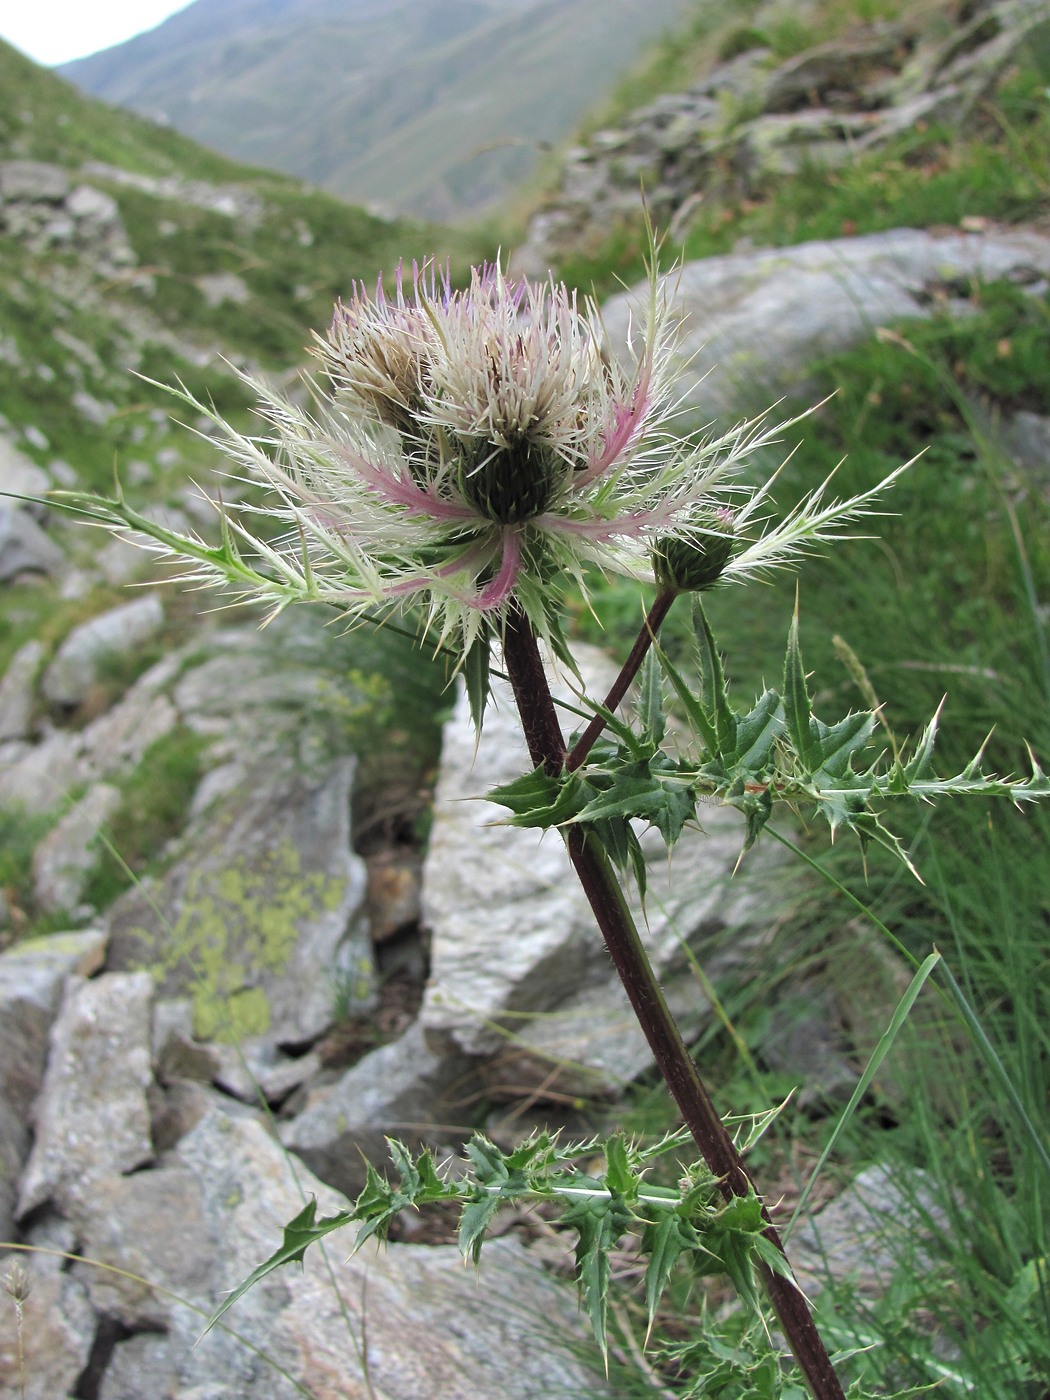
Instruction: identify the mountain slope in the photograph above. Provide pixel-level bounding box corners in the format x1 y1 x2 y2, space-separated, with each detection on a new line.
0 35 486 538
60 0 694 221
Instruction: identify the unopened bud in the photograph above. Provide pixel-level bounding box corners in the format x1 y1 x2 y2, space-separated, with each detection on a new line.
457 435 560 524
651 519 734 593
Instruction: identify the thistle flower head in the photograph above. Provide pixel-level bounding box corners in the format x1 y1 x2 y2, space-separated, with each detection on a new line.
55 249 909 660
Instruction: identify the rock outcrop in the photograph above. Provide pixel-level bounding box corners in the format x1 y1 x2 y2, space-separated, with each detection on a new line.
514 0 1050 276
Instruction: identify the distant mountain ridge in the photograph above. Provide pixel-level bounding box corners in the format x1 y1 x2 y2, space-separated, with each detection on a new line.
61 0 694 222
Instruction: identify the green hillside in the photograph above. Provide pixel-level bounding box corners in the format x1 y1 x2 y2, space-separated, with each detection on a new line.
0 37 490 502
3 4 1050 1394
60 0 693 221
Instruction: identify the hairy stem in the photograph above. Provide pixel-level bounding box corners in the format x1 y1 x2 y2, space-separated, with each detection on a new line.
501 608 846 1400
566 588 677 772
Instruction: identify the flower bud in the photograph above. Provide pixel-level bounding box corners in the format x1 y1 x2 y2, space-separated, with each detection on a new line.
651 520 734 593
457 435 561 525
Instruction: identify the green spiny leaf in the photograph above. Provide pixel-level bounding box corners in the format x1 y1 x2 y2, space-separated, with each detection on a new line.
638 650 666 746
783 607 818 769
808 711 877 783
201 1199 353 1337
463 633 490 735
693 599 737 755
560 1190 633 1360
657 638 718 755
734 690 784 773
603 1134 635 1199
465 1135 510 1187
458 1192 502 1265
642 1211 704 1337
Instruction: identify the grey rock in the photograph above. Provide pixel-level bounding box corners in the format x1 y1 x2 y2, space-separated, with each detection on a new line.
72 1166 213 1329
0 437 49 509
31 782 121 914
792 1163 948 1299
0 657 180 816
195 272 250 307
0 640 44 743
0 929 106 1237
17 970 154 1218
108 1107 606 1399
210 1040 322 1104
761 27 913 114
760 980 861 1110
106 754 370 1046
0 648 180 814
153 998 223 1084
0 160 69 202
0 505 64 581
1006 410 1050 477
20 427 48 453
604 227 1050 422
0 727 80 814
513 0 1045 275
282 1020 480 1197
421 645 787 1093
99 1334 178 1400
74 679 178 785
148 1077 212 1155
66 183 120 227
42 593 165 706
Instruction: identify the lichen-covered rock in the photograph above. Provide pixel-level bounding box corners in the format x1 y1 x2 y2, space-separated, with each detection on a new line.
106 754 370 1045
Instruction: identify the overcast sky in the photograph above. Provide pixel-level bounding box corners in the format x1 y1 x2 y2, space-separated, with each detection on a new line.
0 1 193 66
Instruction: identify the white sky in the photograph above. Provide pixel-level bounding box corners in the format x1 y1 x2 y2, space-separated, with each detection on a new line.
0 0 194 67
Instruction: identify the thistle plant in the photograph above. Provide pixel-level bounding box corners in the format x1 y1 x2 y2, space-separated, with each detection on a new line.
48 249 1048 1399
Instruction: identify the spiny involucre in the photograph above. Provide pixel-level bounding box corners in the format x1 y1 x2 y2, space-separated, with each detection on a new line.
56 256 909 654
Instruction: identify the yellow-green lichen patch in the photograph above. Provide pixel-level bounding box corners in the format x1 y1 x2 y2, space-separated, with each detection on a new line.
135 840 346 1043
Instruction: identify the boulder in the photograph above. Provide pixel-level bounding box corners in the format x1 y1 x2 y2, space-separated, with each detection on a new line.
31 782 121 915
106 754 371 1046
0 1257 96 1400
0 640 44 744
74 1107 608 1399
792 1163 948 1299
282 1020 480 1197
604 227 1050 422
0 654 179 816
0 438 49 514
0 161 69 202
17 970 154 1219
420 644 788 1095
42 593 165 707
0 506 64 581
0 929 106 1238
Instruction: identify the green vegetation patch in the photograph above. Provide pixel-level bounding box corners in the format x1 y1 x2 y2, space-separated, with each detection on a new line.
82 725 207 912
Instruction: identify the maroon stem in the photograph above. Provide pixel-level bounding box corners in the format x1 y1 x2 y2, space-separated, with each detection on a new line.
566 588 677 772
501 608 846 1400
